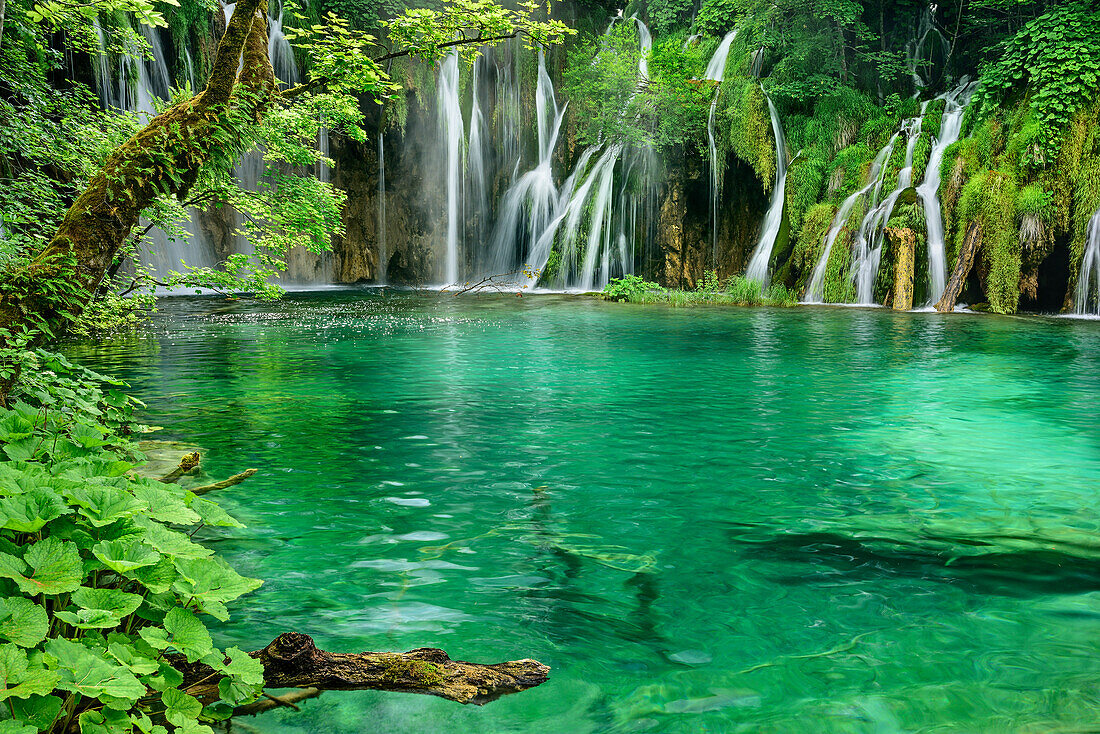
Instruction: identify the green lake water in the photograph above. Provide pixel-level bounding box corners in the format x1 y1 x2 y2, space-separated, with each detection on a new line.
69 292 1100 733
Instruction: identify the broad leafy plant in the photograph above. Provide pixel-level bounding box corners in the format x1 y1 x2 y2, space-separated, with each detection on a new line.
0 353 264 733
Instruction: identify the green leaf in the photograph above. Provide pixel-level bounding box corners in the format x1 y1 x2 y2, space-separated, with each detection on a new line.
131 485 201 525
0 597 48 647
78 708 133 734
172 555 262 604
11 694 64 730
139 608 214 663
122 557 177 594
0 536 82 595
0 721 39 734
44 637 146 701
162 687 203 727
0 644 62 701
213 647 265 705
66 484 143 527
54 587 143 629
93 538 162 573
0 487 71 532
3 438 40 462
130 516 212 559
186 496 244 528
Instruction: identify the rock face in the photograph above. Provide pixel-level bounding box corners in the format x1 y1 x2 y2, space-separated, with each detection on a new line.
889 227 916 310
653 149 769 289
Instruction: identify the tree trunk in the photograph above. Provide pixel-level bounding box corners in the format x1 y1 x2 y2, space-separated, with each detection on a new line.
0 0 273 356
935 220 981 312
0 0 7 53
176 633 549 708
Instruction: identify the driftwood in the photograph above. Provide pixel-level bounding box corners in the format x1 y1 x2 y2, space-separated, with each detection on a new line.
181 633 549 707
935 220 982 312
234 688 321 716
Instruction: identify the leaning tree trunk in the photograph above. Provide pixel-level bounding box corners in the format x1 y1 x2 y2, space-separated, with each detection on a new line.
0 0 273 359
935 220 981 312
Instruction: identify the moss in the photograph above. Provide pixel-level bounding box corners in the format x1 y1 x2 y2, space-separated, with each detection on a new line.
785 148 826 234
788 202 835 288
378 656 445 687
721 80 776 190
910 132 933 187
921 98 946 136
826 143 874 203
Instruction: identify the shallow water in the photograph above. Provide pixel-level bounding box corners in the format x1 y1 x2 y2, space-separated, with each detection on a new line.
70 292 1100 733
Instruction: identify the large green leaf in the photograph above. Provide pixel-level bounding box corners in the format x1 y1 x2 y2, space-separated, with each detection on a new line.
54 587 144 630
65 485 143 527
130 516 212 559
162 688 202 727
0 413 35 443
0 597 48 647
214 647 265 705
185 496 244 528
78 708 133 734
0 644 61 701
131 485 201 526
122 557 177 595
138 608 214 663
11 694 64 730
0 720 39 734
0 487 71 533
92 539 161 573
172 556 262 604
43 637 146 701
0 537 82 595
2 439 40 462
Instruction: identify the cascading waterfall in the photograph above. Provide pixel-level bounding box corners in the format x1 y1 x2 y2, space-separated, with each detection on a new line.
1073 209 1100 315
744 91 789 285
377 132 388 284
467 56 489 249
917 79 977 305
267 0 300 87
704 30 738 263
906 8 949 92
437 51 464 285
486 52 566 281
803 133 899 303
848 103 928 304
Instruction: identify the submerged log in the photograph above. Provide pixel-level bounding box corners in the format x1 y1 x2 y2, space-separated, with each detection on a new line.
935 220 982 312
182 633 549 707
190 468 257 495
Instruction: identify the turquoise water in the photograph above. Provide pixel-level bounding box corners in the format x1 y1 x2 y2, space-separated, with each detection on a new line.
70 292 1100 733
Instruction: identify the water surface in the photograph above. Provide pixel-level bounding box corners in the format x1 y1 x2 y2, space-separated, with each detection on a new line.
70 292 1100 733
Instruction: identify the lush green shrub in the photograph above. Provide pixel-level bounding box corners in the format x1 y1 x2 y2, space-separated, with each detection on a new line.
602 275 664 301
0 352 265 733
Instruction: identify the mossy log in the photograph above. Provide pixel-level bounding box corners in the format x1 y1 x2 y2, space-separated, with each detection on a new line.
178 633 549 707
936 220 982 312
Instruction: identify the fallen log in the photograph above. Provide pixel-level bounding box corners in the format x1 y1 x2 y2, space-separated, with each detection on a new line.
181 633 549 707
935 220 981 312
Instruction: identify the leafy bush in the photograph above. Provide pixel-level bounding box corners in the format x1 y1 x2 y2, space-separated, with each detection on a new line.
0 353 265 733
602 275 663 301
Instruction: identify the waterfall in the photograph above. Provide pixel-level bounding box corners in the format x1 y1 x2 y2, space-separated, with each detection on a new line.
704 30 738 263
744 91 789 285
906 8 949 93
377 132 388 284
917 79 977 305
467 56 488 249
486 51 566 281
268 0 300 87
803 133 899 303
635 18 652 79
438 51 464 286
848 103 928 304
317 122 330 184
1074 210 1100 315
